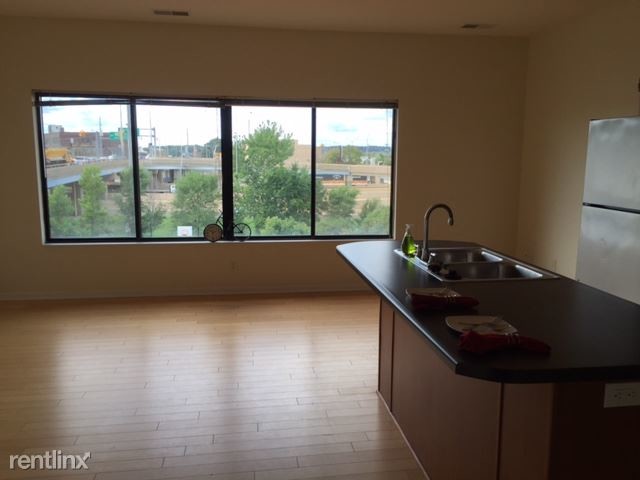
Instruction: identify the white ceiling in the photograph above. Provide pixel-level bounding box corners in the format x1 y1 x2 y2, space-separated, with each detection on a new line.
0 0 608 36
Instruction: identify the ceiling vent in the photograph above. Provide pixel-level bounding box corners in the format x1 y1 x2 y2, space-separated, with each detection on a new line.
153 10 190 17
461 23 494 29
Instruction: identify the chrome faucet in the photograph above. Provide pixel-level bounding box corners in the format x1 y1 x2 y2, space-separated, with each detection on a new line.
421 203 455 262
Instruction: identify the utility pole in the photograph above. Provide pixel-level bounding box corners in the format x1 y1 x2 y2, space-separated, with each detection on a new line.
97 117 103 160
119 106 126 159
149 112 155 157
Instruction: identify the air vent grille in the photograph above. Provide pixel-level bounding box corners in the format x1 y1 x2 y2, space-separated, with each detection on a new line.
153 10 190 17
461 23 494 29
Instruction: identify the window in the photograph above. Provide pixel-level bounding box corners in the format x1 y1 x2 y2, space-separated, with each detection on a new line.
232 106 313 236
40 99 135 239
135 102 222 238
36 94 396 242
316 107 393 236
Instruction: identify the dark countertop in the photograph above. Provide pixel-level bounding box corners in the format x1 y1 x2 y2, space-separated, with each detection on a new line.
337 240 640 384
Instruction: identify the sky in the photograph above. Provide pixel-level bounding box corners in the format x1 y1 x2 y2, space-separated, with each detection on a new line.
42 103 393 147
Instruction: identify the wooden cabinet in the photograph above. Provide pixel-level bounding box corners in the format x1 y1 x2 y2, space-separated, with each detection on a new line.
377 299 640 480
378 300 394 408
391 311 501 480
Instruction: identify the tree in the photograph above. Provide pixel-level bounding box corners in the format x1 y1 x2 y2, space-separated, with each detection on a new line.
236 121 295 177
236 165 311 229
171 173 219 235
374 152 392 166
116 167 151 235
325 145 362 165
48 186 76 237
115 167 167 236
203 138 221 158
142 198 166 237
314 184 360 235
359 199 390 234
325 149 340 164
316 216 358 235
359 198 381 221
326 186 358 217
260 216 309 236
79 165 108 235
234 122 309 232
315 179 328 213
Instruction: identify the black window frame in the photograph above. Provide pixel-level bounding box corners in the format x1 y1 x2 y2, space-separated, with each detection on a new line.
35 92 397 243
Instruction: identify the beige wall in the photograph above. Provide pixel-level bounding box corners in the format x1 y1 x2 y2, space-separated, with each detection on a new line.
516 0 640 276
0 16 527 299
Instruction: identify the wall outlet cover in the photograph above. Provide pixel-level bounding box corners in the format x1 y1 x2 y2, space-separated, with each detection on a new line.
604 382 640 408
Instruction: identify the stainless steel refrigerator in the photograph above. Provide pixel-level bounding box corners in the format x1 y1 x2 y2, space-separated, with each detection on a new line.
576 116 640 305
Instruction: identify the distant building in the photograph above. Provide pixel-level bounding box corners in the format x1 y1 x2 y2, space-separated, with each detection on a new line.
44 129 121 157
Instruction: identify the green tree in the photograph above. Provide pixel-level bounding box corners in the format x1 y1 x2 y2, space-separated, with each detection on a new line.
374 152 392 166
261 216 309 236
326 186 358 217
234 122 309 233
325 145 362 164
48 186 76 237
317 216 358 235
236 121 295 177
315 184 360 235
142 198 166 237
203 138 221 158
325 149 340 164
171 173 219 235
315 179 328 213
359 199 390 234
116 167 151 234
236 166 311 229
79 165 108 236
358 198 381 221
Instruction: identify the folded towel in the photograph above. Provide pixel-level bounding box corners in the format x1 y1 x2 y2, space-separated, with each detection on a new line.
459 330 551 354
410 295 479 311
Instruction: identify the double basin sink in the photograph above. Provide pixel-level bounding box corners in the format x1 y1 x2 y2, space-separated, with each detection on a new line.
395 247 557 282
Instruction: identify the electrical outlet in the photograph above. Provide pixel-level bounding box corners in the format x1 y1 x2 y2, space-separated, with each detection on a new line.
604 382 640 408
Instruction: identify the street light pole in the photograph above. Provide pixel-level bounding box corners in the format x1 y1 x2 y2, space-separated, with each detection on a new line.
97 116 103 160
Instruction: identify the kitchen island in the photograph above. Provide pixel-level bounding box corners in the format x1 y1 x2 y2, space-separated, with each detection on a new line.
337 240 640 480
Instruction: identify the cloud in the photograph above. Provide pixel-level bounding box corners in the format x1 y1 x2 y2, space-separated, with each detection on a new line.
41 101 393 148
328 122 358 133
316 108 392 147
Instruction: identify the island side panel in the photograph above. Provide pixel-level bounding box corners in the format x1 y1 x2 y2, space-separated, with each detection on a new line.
548 381 640 480
378 300 394 408
498 383 553 480
391 311 502 480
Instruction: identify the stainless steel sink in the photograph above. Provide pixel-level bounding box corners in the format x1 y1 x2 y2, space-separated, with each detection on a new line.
428 248 502 264
394 247 557 282
436 261 544 280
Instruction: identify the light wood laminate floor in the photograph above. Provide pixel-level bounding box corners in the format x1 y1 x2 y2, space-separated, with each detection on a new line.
0 293 425 480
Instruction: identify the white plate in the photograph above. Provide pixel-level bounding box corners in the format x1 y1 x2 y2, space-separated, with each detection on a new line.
406 288 461 298
445 315 517 335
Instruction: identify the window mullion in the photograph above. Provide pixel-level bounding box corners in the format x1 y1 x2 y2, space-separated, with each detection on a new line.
130 100 143 240
389 108 397 238
221 106 234 240
311 108 317 237
35 96 53 242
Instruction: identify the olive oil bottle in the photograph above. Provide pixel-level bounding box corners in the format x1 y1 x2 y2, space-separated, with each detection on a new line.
401 224 417 257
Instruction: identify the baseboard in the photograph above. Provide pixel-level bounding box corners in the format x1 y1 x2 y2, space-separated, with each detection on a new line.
0 283 370 301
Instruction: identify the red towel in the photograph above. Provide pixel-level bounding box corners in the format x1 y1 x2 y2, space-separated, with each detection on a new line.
411 295 479 311
459 330 551 354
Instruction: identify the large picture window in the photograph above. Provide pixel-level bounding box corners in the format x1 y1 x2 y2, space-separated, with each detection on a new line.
36 94 396 242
